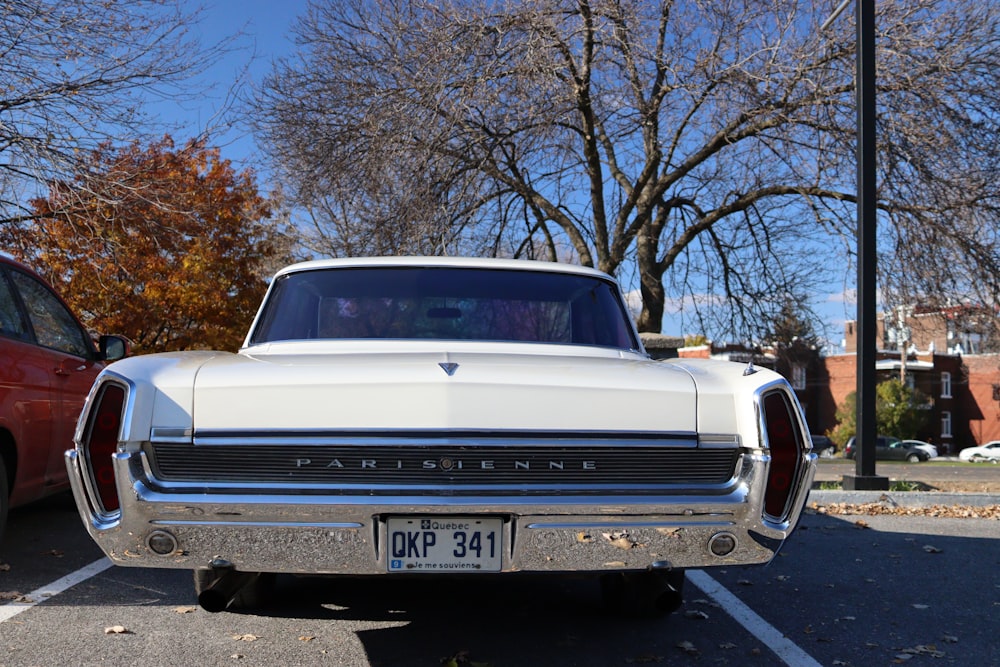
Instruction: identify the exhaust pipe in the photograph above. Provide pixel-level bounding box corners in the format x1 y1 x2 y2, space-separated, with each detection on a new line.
649 571 684 614
197 570 262 613
600 568 686 617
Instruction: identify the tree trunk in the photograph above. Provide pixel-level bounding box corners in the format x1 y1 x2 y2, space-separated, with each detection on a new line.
635 228 665 333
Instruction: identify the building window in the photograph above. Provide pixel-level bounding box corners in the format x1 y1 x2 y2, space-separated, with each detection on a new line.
791 364 806 391
940 372 952 398
941 411 952 438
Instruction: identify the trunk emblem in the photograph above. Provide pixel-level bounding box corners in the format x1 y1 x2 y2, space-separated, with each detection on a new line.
438 362 459 376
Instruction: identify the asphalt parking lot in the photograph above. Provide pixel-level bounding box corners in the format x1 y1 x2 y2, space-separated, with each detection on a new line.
1 478 998 667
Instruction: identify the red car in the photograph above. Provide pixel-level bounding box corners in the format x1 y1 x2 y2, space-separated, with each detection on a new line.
0 255 127 539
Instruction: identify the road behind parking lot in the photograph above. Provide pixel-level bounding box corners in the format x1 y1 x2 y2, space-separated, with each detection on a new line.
1 491 997 667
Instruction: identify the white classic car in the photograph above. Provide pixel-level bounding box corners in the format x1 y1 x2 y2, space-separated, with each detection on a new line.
66 257 816 616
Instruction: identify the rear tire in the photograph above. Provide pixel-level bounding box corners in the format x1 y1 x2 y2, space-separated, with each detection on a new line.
907 453 922 463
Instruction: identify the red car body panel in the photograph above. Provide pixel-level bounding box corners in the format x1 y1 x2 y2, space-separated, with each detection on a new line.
0 256 109 516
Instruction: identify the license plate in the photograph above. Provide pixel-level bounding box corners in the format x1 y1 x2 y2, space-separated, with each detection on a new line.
386 517 502 572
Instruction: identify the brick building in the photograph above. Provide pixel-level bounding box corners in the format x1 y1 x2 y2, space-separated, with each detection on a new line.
814 306 1000 452
642 304 1000 452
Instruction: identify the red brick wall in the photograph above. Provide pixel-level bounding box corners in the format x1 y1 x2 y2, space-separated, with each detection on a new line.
961 354 1000 445
819 353 1000 449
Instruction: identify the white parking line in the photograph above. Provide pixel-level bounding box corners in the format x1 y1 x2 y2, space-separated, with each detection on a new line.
687 569 823 667
0 558 113 623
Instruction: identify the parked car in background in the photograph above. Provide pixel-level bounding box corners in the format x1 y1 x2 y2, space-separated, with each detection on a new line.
899 439 939 459
844 435 929 462
959 441 1000 463
66 256 816 617
810 434 836 457
0 255 128 540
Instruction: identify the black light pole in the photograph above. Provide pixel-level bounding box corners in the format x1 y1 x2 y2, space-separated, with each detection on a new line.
826 0 888 490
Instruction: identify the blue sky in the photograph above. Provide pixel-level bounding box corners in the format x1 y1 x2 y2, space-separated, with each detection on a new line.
161 1 856 347
157 1 303 173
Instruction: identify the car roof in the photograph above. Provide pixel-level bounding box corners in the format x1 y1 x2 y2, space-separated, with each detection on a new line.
0 254 66 293
273 256 614 281
0 253 40 274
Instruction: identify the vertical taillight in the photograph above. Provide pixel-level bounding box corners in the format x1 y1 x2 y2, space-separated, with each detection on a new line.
83 383 126 513
762 391 801 520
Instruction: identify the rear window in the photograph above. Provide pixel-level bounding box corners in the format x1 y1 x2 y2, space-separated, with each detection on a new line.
249 266 639 350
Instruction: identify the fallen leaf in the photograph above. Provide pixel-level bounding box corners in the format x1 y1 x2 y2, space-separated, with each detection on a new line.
676 641 699 656
923 545 942 553
0 591 24 601
854 520 870 529
684 610 709 620
901 645 945 658
232 634 258 642
298 636 315 642
912 604 930 610
173 606 197 614
104 626 132 635
0 562 10 571
718 642 737 649
941 635 959 643
576 532 592 543
602 532 638 549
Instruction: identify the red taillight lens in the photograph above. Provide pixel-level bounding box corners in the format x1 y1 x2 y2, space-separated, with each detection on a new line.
762 391 801 520
83 383 126 513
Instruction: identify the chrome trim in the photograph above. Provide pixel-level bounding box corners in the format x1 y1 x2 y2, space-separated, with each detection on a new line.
150 427 193 443
71 371 135 522
141 440 742 494
753 378 817 529
697 434 742 448
186 431 705 448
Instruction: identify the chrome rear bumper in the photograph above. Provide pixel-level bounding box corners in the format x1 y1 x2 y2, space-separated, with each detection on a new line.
66 448 815 574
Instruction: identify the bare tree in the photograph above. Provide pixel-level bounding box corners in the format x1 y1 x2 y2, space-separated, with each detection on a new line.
0 0 237 229
253 0 1000 339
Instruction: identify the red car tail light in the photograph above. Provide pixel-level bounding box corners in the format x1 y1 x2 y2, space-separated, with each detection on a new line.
761 391 802 520
81 383 126 513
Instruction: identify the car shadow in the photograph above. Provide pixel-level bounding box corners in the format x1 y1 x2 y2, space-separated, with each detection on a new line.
248 572 685 666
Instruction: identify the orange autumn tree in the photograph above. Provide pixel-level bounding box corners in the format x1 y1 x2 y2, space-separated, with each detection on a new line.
13 136 290 352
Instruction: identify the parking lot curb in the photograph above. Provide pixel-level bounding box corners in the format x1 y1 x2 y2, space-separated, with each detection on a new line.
807 490 999 507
